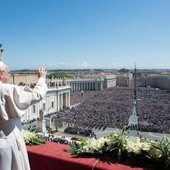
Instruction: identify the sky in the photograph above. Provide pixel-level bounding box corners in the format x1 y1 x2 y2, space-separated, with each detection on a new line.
1 0 170 70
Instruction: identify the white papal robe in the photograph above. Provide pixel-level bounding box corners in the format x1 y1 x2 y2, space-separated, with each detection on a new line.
0 77 47 170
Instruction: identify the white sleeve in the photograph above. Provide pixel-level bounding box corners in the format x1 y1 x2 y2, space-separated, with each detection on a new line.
13 77 48 110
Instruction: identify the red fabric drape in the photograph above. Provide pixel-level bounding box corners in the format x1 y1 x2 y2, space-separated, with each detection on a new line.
27 142 147 170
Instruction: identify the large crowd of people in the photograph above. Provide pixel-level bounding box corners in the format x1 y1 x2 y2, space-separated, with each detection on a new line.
137 88 170 133
65 88 134 129
58 87 170 134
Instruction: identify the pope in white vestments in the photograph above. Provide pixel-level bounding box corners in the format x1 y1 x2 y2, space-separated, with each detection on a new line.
0 61 47 170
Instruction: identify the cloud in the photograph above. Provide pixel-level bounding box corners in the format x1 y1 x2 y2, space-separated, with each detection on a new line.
33 61 133 69
76 61 92 68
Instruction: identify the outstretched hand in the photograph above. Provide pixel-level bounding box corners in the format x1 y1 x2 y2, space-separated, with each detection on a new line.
37 67 47 78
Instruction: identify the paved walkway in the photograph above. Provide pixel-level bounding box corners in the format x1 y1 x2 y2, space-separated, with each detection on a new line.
57 126 170 141
23 121 170 141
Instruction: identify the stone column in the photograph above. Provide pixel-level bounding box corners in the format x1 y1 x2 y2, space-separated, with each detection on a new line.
78 83 80 91
74 83 76 91
101 81 103 90
63 92 67 108
57 94 60 111
67 91 70 107
60 93 63 110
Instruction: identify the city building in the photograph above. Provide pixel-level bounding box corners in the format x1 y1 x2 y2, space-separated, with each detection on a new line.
21 78 70 125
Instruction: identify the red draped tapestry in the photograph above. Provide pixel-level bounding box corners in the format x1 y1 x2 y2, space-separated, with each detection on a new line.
27 142 151 170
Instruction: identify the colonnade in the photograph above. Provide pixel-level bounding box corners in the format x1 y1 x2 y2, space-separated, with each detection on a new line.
68 78 104 91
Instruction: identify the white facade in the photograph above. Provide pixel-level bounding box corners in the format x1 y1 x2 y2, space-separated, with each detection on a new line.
21 82 70 123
